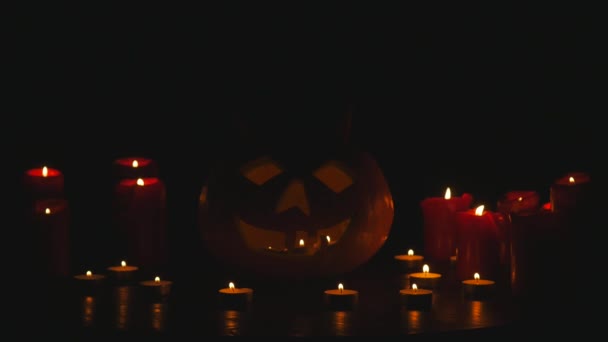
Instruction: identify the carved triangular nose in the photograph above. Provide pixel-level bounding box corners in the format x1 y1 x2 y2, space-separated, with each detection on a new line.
275 179 310 216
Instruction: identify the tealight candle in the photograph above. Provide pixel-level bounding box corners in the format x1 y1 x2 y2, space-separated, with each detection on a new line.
400 283 433 310
24 165 65 200
107 260 139 283
74 270 106 294
462 273 495 300
409 264 442 290
324 283 359 310
140 276 173 298
218 282 253 309
394 249 424 271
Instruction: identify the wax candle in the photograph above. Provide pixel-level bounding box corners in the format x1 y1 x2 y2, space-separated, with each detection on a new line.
140 276 173 298
32 198 70 277
107 260 139 283
409 264 442 290
497 190 540 215
455 205 501 281
462 273 495 300
74 270 106 293
324 283 359 310
400 283 432 310
218 282 253 309
550 172 592 215
421 187 473 263
394 249 424 271
24 166 64 200
112 177 168 270
113 157 158 181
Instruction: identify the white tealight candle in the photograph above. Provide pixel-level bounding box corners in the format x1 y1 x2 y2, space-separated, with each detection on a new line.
399 283 433 310
394 249 424 270
218 282 253 309
462 272 495 299
324 283 359 310
409 264 442 289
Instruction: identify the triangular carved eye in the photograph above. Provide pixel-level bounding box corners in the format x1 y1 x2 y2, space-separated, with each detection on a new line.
241 158 284 185
313 161 353 193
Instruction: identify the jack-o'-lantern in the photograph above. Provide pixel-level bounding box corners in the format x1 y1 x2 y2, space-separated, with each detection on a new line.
198 105 394 278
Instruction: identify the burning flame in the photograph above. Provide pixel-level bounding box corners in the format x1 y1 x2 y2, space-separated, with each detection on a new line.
474 273 480 281
338 283 344 292
569 176 575 184
121 260 127 267
229 282 235 291
42 166 48 177
299 239 305 247
422 264 429 274
412 283 418 291
326 235 331 243
475 205 485 216
132 160 139 168
86 270 92 277
517 197 523 202
444 187 451 200
45 208 51 215
154 276 160 282
136 178 144 186
408 249 414 256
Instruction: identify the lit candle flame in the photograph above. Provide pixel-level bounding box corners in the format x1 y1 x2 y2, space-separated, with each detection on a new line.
444 187 451 200
474 272 480 281
136 178 144 186
475 205 485 216
121 260 127 267
517 196 523 202
412 283 418 291
132 160 139 168
154 276 160 282
299 239 304 247
326 235 331 243
45 208 51 215
229 282 235 291
407 249 414 256
338 283 344 292
569 176 575 184
86 270 92 277
42 166 48 177
422 264 429 274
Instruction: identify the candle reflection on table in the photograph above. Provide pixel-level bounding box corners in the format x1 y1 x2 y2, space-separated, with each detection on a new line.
328 310 354 336
81 296 96 328
113 286 134 331
149 302 168 332
401 307 432 334
219 310 250 336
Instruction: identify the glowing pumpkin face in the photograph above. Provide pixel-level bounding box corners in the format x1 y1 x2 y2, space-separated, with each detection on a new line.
199 150 394 278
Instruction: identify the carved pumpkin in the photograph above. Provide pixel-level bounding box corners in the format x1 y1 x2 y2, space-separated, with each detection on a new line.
198 107 394 278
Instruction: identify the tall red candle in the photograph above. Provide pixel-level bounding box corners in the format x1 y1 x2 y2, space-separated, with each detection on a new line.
421 188 472 263
455 205 501 281
113 177 168 271
550 172 592 214
113 157 159 181
24 166 64 200
32 198 70 277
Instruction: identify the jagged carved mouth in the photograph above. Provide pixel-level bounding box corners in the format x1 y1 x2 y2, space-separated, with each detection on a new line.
237 218 351 255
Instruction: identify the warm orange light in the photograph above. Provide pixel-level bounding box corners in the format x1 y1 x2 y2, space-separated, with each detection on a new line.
299 239 305 247
136 178 144 186
44 208 51 215
408 249 414 256
42 166 48 177
475 205 485 216
121 260 127 267
444 187 451 200
412 283 418 291
154 276 160 282
229 282 235 291
474 272 480 281
338 283 344 292
517 197 523 202
86 270 92 277
422 264 430 274
569 176 575 184
326 235 331 243
132 160 139 168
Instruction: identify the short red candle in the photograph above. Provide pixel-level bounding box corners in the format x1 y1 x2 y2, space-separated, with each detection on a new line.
421 188 472 262
113 157 158 181
550 172 592 214
33 198 70 277
113 177 168 270
497 190 540 215
455 205 501 281
24 166 64 200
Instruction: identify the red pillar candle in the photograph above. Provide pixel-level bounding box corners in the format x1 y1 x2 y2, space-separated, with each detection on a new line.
113 177 168 271
421 187 473 263
455 205 501 281
24 166 64 200
32 198 70 277
113 157 159 181
497 190 540 215
550 172 592 214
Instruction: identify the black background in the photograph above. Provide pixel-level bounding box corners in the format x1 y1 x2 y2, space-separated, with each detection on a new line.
10 3 601 276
